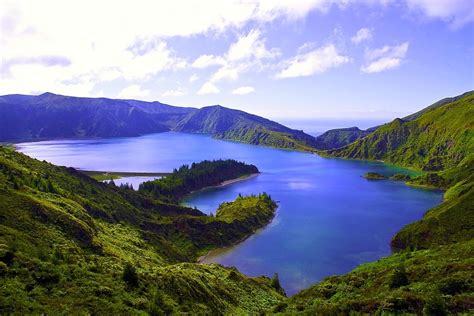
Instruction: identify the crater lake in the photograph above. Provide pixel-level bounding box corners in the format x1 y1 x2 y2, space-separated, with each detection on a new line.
17 132 443 295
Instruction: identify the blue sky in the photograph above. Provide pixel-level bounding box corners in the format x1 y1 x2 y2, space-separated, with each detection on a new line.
1 0 473 120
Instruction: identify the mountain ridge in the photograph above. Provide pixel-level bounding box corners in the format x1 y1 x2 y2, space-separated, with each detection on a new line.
0 92 317 151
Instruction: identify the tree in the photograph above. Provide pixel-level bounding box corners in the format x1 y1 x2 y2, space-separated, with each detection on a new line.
270 273 286 295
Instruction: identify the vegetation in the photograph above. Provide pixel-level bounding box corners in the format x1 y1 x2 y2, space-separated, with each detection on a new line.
0 146 284 313
271 240 473 314
217 126 317 152
327 91 473 171
139 159 258 201
363 172 387 180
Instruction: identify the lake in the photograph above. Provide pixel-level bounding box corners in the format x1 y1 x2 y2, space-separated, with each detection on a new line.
17 132 443 295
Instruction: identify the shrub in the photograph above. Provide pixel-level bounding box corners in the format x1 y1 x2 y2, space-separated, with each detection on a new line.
122 263 139 288
423 295 446 316
389 266 409 289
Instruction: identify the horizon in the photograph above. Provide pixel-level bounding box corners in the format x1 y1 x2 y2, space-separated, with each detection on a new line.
1 1 473 120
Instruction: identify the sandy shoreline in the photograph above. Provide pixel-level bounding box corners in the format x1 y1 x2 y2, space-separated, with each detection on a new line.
185 172 260 196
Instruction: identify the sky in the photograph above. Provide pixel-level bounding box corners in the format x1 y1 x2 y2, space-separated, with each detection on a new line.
1 0 473 121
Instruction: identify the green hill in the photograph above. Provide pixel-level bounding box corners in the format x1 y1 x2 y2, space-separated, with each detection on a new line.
313 126 371 150
175 105 319 151
0 146 284 313
327 92 474 171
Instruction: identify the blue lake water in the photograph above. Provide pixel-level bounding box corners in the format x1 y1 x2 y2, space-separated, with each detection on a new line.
17 132 443 295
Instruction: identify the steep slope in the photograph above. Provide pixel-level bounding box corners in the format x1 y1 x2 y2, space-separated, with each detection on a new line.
402 91 474 121
0 146 284 313
175 105 318 151
312 91 474 151
327 92 474 171
273 240 473 314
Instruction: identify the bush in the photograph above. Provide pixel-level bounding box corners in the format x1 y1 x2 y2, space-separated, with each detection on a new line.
122 263 139 288
389 266 409 289
423 295 446 316
439 278 469 295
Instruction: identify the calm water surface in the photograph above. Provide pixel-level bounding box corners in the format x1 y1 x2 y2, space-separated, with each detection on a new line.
17 132 443 295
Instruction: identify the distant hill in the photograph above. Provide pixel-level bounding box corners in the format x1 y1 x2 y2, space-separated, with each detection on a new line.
175 105 319 151
313 127 371 150
0 93 172 141
0 93 317 151
313 91 474 150
326 91 474 171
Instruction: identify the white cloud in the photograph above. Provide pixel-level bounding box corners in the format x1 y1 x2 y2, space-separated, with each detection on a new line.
207 29 279 84
361 42 409 73
117 84 150 99
191 55 225 68
188 74 199 83
276 44 350 79
351 28 373 44
197 82 220 95
405 0 474 28
162 87 187 97
0 0 329 96
227 29 280 62
232 86 255 95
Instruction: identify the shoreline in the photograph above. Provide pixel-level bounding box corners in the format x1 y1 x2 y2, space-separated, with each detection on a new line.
184 173 260 197
197 206 278 263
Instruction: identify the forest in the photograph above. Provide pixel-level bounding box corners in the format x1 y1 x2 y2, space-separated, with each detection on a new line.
139 159 259 201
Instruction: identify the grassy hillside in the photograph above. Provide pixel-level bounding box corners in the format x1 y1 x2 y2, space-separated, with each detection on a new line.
174 105 319 151
327 92 474 171
0 146 284 313
272 240 473 314
313 127 371 150
218 126 317 151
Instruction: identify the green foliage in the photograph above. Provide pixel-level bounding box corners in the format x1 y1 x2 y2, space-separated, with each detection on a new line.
122 263 139 288
139 159 258 201
389 265 409 289
271 273 286 296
